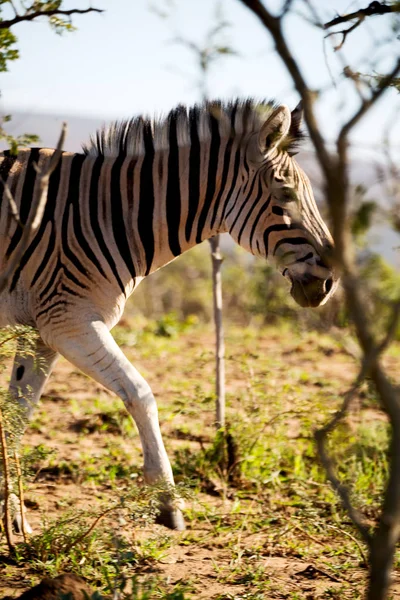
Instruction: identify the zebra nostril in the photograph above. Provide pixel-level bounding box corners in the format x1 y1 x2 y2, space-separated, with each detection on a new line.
324 277 333 294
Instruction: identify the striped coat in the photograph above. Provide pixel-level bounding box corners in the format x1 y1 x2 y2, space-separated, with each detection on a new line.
0 99 338 531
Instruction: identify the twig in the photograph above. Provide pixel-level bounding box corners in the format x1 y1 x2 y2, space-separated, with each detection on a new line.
326 523 368 565
326 19 363 51
1 177 22 226
63 505 118 554
338 59 400 160
292 523 325 546
0 331 27 349
0 7 103 30
303 0 343 90
0 123 67 294
0 408 14 552
8 1 19 18
14 451 27 543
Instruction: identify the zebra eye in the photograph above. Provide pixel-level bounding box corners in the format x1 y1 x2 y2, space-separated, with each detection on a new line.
272 206 285 216
281 188 297 203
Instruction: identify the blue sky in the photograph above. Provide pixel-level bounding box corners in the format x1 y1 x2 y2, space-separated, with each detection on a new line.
1 0 399 158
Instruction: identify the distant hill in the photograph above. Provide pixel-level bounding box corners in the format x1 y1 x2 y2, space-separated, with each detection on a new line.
2 110 398 267
1 111 105 152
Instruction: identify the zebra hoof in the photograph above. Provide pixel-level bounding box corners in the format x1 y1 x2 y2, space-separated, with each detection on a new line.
1 493 33 535
155 507 186 531
13 510 33 535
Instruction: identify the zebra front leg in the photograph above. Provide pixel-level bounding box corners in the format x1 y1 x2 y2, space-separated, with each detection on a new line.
2 337 59 533
48 320 185 531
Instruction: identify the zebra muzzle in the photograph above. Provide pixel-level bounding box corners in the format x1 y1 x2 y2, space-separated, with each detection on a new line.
289 273 335 308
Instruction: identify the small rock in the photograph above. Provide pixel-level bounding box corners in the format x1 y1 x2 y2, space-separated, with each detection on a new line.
4 574 96 600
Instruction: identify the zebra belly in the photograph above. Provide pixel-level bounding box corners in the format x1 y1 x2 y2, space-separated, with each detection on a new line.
0 274 128 348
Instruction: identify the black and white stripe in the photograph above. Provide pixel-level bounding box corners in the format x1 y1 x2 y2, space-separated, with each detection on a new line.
0 99 335 328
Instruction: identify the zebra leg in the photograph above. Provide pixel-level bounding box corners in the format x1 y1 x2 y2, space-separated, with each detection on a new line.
2 337 59 533
49 320 185 531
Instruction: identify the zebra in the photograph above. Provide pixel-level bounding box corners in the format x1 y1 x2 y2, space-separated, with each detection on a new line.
0 99 338 531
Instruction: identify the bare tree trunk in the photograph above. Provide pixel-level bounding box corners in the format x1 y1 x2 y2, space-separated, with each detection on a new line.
209 235 225 429
368 533 398 599
366 366 400 600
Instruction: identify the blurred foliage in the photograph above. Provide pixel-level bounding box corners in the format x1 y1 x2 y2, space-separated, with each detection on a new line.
127 213 400 338
0 25 18 71
358 253 400 338
130 242 297 325
350 185 377 241
0 0 87 75
128 241 320 329
0 325 39 490
360 72 400 93
0 115 39 155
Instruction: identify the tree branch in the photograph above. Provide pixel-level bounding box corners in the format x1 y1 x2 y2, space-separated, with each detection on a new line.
238 0 334 182
324 2 400 30
0 7 103 30
280 0 295 17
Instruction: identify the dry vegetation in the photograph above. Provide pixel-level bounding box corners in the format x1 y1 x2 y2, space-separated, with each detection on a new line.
0 301 399 599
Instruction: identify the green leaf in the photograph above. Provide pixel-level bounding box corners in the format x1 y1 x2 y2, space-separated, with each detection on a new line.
0 27 19 72
0 117 40 155
49 15 77 34
214 45 238 56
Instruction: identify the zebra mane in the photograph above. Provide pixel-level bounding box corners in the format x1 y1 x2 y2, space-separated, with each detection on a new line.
82 99 304 158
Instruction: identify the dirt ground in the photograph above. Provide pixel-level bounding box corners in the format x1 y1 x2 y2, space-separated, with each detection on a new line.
0 322 399 599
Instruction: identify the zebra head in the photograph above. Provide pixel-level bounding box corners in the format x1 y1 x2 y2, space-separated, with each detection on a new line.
226 101 338 308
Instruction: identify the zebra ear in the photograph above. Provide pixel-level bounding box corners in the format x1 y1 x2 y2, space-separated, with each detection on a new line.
289 100 303 144
290 100 303 137
258 105 291 154
288 101 303 157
